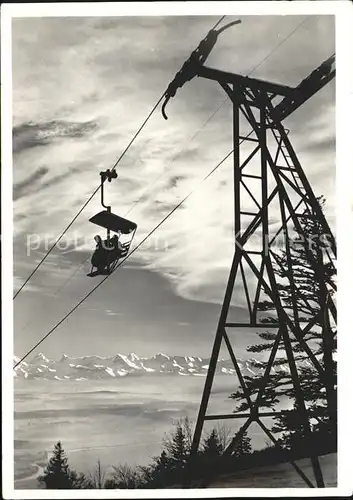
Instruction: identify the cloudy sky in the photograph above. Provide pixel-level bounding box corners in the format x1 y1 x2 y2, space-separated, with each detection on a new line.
11 13 335 360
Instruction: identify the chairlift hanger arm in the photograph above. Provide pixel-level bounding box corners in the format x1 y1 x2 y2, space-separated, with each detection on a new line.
99 169 118 211
162 19 241 119
273 54 336 121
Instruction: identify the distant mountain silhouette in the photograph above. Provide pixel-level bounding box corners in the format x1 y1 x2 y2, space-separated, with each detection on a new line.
12 352 299 381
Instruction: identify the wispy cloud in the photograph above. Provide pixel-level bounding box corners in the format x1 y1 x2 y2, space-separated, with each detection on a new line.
13 119 98 155
13 166 49 201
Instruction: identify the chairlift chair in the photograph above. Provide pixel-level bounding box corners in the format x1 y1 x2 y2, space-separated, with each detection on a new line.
87 169 137 277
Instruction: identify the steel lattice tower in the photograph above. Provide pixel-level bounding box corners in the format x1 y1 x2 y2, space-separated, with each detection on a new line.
162 26 336 488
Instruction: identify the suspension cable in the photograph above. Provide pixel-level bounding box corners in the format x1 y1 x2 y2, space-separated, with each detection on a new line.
17 95 230 317
247 16 308 76
13 146 237 369
125 98 228 217
13 16 227 301
13 96 164 300
13 125 260 370
213 15 226 31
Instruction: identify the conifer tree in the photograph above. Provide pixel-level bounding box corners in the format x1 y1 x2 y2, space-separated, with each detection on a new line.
38 442 73 489
162 418 191 466
146 450 174 487
230 198 336 449
232 430 252 459
202 429 223 456
155 450 172 471
145 418 192 487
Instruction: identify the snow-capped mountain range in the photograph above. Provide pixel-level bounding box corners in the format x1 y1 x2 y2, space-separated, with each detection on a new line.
13 352 284 381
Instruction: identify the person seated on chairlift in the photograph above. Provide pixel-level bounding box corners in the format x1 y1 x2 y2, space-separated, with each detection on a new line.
107 231 125 252
91 235 107 273
94 234 103 249
91 232 124 274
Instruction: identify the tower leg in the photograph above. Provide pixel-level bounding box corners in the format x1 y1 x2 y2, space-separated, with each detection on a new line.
190 252 242 457
188 84 336 489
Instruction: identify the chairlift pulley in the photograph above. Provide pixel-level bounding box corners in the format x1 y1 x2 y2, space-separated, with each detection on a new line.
161 19 241 120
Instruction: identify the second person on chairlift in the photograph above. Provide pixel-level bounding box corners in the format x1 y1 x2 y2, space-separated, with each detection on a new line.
91 232 124 275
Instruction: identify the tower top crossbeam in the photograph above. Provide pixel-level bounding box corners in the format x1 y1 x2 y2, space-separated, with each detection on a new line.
162 18 335 122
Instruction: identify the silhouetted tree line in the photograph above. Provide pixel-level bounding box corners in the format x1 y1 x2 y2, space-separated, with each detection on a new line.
38 411 335 490
38 419 256 489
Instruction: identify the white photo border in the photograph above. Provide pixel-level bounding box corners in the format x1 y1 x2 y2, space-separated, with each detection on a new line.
2 1 353 498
